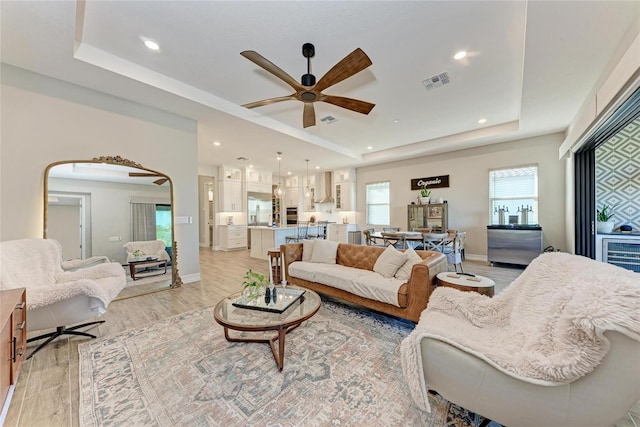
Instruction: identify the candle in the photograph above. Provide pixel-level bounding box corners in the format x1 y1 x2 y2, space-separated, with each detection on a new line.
268 254 273 285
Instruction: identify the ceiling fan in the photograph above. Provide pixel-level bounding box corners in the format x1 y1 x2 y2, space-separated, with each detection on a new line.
128 172 168 186
241 43 375 128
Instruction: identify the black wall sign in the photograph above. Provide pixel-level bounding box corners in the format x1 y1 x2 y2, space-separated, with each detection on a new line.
411 175 450 190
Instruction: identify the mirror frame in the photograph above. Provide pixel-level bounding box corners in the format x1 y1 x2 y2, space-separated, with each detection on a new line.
43 155 182 288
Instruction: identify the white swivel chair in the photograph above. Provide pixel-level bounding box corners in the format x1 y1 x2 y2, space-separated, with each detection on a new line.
0 238 126 359
402 252 640 427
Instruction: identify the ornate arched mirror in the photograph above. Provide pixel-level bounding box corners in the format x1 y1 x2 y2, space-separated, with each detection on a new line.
44 156 182 297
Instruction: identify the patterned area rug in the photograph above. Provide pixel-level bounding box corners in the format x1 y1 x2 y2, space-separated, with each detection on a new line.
78 299 496 426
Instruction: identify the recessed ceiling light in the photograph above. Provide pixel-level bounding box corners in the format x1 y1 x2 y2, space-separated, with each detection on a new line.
315 166 320 169
367 146 373 150
478 118 487 124
287 171 292 175
454 51 467 60
393 119 399 124
213 141 221 146
248 164 254 168
144 40 160 51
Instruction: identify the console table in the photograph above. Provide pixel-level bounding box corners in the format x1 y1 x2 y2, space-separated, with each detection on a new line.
1 288 26 420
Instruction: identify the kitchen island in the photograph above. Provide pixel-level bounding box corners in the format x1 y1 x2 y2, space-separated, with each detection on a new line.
249 226 299 260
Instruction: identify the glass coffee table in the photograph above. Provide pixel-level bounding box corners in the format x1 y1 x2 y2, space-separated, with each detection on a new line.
213 287 321 371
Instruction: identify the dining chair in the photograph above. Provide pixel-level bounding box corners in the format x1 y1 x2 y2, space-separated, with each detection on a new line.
308 220 328 239
442 232 464 272
285 221 310 243
422 232 449 252
382 232 406 249
412 227 432 233
383 227 401 232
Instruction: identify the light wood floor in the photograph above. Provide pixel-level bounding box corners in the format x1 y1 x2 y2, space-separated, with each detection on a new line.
3 249 638 426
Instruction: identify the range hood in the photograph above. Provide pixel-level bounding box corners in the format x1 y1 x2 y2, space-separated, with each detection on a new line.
314 172 335 204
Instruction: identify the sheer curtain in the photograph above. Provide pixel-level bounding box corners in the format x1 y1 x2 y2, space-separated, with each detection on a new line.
131 203 156 241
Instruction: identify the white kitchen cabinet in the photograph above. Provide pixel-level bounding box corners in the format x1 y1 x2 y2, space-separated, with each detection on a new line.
284 187 299 208
219 181 243 212
335 182 356 211
219 225 247 251
285 175 299 188
334 168 356 183
245 168 272 193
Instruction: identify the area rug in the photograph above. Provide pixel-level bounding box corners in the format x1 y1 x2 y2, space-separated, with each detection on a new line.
78 299 497 426
123 265 172 288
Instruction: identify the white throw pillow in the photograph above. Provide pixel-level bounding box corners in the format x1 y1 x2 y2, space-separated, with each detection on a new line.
373 246 408 279
394 247 423 281
310 240 339 264
302 239 316 262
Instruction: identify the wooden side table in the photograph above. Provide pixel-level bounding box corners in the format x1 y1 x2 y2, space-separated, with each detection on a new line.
267 248 282 285
436 272 495 297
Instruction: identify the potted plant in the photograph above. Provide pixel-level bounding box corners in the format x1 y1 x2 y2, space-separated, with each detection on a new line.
596 204 615 233
420 185 431 204
242 268 269 300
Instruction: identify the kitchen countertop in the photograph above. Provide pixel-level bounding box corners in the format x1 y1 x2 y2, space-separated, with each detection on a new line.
487 224 542 230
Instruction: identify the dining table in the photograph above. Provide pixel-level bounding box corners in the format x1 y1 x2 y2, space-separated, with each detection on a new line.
369 231 451 251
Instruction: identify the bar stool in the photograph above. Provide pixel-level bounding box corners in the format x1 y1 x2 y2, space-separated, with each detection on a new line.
267 248 282 285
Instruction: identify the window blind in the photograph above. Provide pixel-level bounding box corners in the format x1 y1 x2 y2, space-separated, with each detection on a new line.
489 166 538 224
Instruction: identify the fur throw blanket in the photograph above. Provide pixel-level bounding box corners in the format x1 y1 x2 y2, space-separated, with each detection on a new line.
400 252 640 412
0 238 126 310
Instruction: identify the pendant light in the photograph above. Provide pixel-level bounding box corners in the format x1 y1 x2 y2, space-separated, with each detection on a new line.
273 152 285 198
304 159 311 199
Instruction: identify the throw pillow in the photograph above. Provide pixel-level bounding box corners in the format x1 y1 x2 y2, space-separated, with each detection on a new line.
310 240 339 264
302 239 315 262
394 247 423 281
373 245 408 278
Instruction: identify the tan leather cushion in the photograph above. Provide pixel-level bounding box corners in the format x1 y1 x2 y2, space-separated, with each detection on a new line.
336 244 385 270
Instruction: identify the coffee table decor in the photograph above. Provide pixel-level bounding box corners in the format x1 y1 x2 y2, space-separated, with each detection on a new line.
233 287 305 313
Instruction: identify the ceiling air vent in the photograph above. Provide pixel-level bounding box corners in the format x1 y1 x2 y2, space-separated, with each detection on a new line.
320 115 338 124
423 71 450 91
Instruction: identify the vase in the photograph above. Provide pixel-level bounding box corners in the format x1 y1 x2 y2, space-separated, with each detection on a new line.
596 220 615 234
420 197 430 205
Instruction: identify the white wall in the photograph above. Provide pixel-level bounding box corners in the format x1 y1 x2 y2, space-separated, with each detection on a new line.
356 133 566 260
1 64 201 281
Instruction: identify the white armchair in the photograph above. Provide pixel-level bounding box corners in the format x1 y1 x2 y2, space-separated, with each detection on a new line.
0 238 126 358
401 252 640 427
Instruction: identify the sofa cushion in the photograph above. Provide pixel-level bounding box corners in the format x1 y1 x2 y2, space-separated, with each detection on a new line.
288 261 319 282
395 247 423 281
310 240 339 264
373 246 408 278
353 269 404 307
302 240 315 262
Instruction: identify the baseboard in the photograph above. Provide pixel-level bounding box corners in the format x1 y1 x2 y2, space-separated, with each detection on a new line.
181 272 201 284
464 254 488 262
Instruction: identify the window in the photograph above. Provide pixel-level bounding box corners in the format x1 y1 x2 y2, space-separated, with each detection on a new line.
155 204 172 247
489 166 538 224
366 181 390 225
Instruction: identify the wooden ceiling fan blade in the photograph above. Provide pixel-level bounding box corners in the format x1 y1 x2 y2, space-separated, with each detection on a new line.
129 172 159 177
321 95 375 115
241 51 304 92
243 95 297 109
314 48 372 92
153 178 168 185
303 103 316 128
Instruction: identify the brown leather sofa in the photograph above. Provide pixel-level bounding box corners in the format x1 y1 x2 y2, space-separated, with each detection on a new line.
281 242 447 322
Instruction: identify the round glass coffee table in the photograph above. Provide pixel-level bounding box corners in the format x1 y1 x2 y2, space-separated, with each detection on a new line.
213 287 321 371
